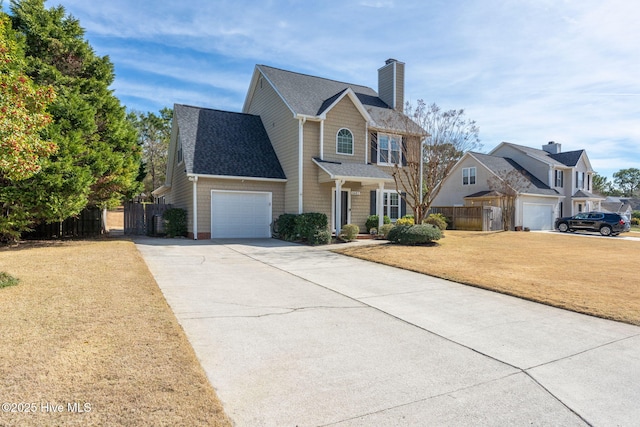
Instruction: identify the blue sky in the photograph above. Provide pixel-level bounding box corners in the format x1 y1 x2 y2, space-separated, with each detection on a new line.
6 0 640 180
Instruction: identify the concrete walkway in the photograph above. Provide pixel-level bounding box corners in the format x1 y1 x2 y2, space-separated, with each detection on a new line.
135 238 640 426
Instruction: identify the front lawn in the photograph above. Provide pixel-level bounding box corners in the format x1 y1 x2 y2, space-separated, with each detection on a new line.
336 231 640 326
0 239 231 426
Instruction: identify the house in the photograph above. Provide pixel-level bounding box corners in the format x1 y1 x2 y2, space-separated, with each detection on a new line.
154 59 418 239
601 196 633 218
431 141 603 230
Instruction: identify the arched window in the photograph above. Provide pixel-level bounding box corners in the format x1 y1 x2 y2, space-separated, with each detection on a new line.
336 128 354 155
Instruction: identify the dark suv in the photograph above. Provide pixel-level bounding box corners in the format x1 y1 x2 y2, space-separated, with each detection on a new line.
555 212 631 236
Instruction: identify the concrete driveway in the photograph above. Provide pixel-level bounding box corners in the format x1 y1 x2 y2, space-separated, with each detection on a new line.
135 238 640 426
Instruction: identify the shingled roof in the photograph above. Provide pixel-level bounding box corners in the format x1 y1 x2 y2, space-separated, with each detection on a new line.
494 142 585 167
470 152 559 196
256 65 423 134
174 104 285 180
549 150 585 167
257 65 383 115
312 158 394 183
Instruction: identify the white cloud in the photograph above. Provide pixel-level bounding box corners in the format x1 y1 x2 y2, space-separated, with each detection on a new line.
49 0 639 179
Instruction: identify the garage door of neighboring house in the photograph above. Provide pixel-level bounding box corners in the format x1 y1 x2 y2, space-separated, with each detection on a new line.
211 190 272 238
522 203 554 230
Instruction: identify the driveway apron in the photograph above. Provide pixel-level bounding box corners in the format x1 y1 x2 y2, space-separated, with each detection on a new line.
135 238 640 426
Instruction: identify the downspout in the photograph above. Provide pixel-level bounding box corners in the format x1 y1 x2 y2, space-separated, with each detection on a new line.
365 122 369 164
298 117 306 214
319 119 324 161
189 175 198 240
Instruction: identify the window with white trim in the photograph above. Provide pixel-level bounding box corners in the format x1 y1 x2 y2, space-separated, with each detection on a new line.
378 133 401 165
383 191 400 221
336 128 354 155
462 167 476 185
576 171 585 189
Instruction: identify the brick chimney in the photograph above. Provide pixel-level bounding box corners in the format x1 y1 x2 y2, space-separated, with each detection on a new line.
378 58 405 111
542 141 561 154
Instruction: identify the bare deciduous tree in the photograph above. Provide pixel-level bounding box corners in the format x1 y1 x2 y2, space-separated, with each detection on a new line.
487 168 530 230
385 100 481 222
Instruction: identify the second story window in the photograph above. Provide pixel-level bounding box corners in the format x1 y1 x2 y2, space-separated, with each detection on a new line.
462 167 476 185
576 171 585 189
378 133 401 165
336 128 353 155
555 170 564 188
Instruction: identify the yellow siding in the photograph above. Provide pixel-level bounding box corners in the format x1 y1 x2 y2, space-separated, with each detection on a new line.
302 97 372 225
302 121 324 214
322 97 367 163
164 159 193 230
246 75 299 213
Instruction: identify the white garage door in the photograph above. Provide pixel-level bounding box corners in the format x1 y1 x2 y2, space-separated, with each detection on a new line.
523 203 554 230
211 191 272 238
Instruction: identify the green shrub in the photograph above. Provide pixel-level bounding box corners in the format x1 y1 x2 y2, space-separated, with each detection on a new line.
365 214 391 232
631 217 640 226
632 211 640 220
339 224 359 242
396 216 415 226
295 213 328 242
162 208 187 237
387 224 442 245
276 213 329 243
425 213 448 230
0 272 19 289
386 225 409 243
275 213 298 240
309 229 331 245
378 223 395 238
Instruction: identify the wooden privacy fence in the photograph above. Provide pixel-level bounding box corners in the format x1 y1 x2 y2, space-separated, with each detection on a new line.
23 207 103 239
430 206 503 231
124 202 172 236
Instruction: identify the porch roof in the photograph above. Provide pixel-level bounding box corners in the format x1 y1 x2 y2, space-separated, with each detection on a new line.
573 189 603 199
313 157 394 185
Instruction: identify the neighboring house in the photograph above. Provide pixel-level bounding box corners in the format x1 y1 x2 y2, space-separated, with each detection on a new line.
432 141 603 230
154 59 418 239
601 196 633 218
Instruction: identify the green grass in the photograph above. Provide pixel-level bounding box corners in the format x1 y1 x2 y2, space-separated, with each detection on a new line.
0 271 19 288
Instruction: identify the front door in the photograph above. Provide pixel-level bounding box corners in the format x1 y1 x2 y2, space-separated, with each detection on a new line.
339 191 348 227
332 188 351 231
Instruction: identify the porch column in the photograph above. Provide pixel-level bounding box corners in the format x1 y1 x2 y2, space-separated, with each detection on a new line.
335 179 343 235
377 182 385 230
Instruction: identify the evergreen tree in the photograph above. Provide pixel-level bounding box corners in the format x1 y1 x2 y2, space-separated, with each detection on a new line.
7 0 142 230
0 12 57 241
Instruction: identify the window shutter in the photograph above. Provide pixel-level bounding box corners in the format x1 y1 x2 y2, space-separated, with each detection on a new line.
401 137 407 166
400 192 407 217
370 190 377 215
370 132 377 164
